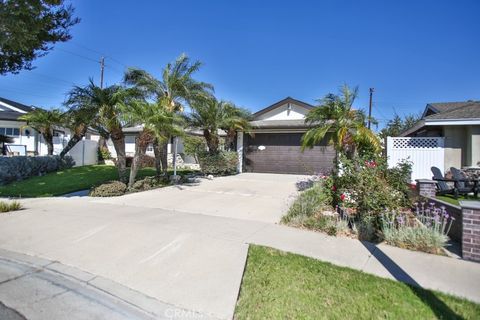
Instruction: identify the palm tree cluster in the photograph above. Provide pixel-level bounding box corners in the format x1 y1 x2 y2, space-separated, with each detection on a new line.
18 54 251 188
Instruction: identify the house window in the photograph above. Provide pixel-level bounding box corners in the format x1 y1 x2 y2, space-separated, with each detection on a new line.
53 130 65 137
0 127 20 137
147 144 153 152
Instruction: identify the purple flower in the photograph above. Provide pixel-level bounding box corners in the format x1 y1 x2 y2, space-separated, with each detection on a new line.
397 216 405 225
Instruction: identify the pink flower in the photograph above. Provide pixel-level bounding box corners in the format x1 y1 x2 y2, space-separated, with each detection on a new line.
332 185 337 191
340 194 346 201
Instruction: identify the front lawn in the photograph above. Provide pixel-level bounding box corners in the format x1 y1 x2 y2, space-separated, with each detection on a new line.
0 165 193 197
235 245 480 319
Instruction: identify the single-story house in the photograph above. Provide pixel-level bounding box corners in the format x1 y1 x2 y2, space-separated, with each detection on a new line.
0 96 99 164
236 97 334 175
400 101 480 170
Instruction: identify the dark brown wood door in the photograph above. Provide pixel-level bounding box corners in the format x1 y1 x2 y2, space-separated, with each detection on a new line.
244 133 335 175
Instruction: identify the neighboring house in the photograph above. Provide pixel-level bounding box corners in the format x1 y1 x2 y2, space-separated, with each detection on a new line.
236 97 335 174
107 126 226 165
0 96 98 164
400 101 480 171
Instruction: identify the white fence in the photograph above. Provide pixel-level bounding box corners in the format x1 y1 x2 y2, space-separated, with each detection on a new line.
386 137 445 183
68 139 98 166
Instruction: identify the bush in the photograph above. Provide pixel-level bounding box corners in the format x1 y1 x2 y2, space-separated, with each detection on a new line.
282 181 332 223
197 151 238 175
0 200 22 212
380 203 453 254
98 147 111 161
131 176 168 191
0 155 75 185
89 181 127 197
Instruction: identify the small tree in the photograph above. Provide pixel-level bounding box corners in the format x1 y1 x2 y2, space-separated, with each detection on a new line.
188 97 251 154
183 135 206 164
0 0 80 74
301 84 380 161
19 108 64 155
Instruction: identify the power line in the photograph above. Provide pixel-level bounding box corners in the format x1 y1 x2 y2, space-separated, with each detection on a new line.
69 41 129 68
56 48 99 63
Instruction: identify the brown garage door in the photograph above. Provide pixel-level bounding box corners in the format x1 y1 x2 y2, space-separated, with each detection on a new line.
244 133 335 174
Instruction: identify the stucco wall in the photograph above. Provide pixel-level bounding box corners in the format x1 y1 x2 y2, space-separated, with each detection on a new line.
255 103 308 120
444 126 466 171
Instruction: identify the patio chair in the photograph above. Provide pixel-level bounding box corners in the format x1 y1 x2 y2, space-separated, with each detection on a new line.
431 166 457 196
450 167 478 198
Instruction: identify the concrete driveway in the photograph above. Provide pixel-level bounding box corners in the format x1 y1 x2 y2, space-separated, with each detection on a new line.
95 172 305 223
0 173 305 319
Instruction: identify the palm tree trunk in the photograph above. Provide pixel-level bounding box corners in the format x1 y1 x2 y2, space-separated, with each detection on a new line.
204 129 219 154
44 133 54 156
60 125 88 158
152 138 162 177
110 128 127 183
159 138 168 174
128 136 148 188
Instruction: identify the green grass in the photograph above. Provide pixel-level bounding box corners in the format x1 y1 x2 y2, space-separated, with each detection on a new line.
235 245 480 319
436 194 478 206
0 165 194 198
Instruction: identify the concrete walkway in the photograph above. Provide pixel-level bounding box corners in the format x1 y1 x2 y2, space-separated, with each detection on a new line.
0 173 479 319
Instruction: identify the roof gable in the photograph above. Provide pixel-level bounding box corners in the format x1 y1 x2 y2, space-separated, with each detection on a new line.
253 97 314 121
0 97 35 114
422 101 480 119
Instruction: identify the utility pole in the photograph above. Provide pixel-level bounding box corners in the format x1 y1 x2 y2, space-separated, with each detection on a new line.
100 56 105 88
368 87 374 129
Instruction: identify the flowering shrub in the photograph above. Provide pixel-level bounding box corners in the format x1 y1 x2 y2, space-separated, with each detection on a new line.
381 202 454 254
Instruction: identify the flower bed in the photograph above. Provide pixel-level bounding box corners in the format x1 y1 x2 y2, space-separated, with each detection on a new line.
283 154 457 255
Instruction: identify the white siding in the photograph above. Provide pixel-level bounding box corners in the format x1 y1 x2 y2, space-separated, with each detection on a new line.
255 103 309 120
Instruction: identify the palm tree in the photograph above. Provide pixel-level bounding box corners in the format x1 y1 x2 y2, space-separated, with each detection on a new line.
19 108 65 155
60 95 99 159
188 97 251 154
124 54 213 175
0 134 14 155
119 100 184 187
63 80 137 182
301 84 380 159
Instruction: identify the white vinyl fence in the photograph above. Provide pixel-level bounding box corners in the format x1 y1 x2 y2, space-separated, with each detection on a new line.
386 137 445 183
68 139 98 166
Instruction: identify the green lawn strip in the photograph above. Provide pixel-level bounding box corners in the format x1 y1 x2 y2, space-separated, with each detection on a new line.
0 165 194 197
235 245 480 319
436 195 477 206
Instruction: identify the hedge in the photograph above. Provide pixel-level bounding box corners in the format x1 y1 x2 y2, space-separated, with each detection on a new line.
0 155 75 185
197 151 238 175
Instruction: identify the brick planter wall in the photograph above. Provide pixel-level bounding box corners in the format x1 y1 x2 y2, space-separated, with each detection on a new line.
415 179 437 198
460 201 480 262
425 197 462 243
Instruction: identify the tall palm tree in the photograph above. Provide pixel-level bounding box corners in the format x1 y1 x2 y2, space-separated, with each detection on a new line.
188 97 251 154
119 100 184 187
63 80 137 182
301 84 380 158
19 108 65 155
124 54 213 175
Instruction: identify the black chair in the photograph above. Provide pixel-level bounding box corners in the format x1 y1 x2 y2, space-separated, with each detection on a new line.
431 166 457 196
450 167 478 198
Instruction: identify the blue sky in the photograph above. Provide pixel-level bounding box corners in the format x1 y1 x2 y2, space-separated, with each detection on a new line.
1 0 479 129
